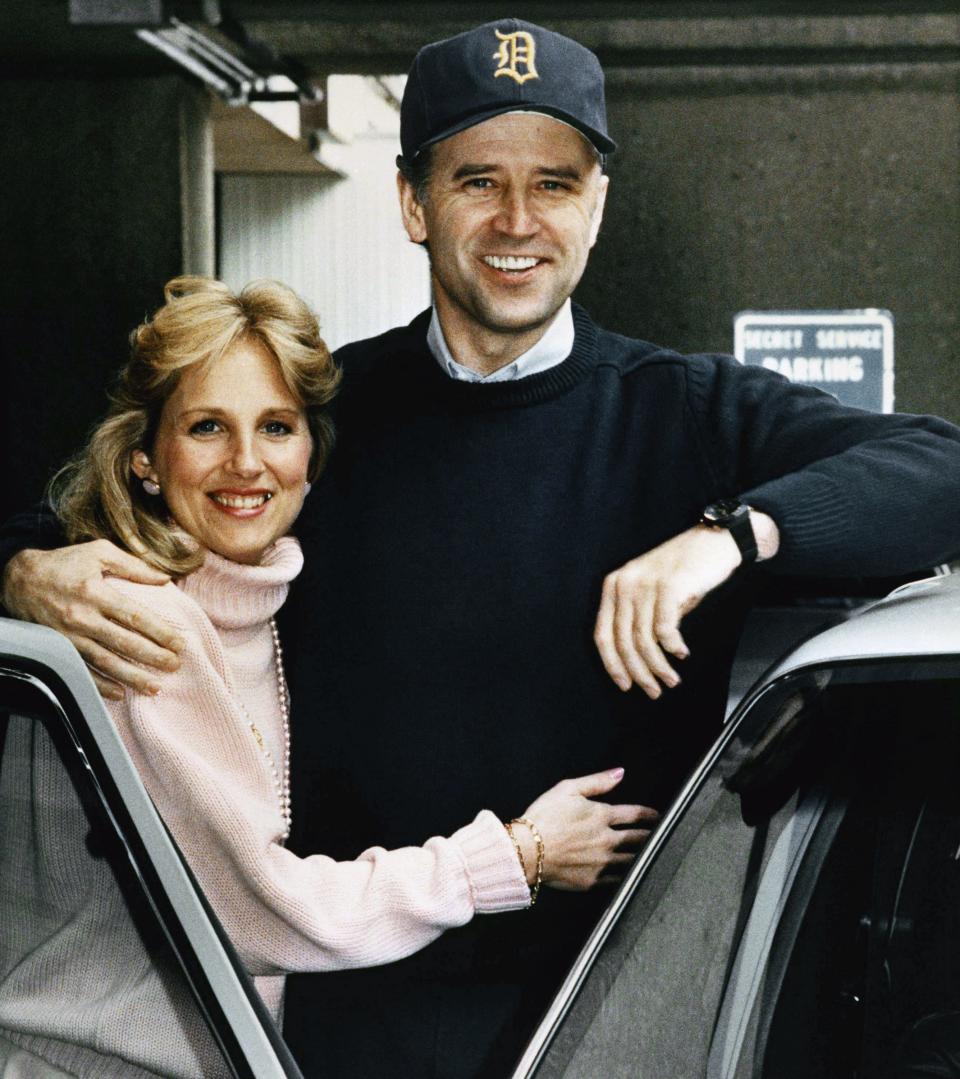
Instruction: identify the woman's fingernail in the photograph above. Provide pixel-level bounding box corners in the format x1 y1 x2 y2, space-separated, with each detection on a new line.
609 767 625 780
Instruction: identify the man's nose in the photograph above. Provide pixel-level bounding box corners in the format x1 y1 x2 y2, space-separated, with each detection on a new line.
492 189 539 238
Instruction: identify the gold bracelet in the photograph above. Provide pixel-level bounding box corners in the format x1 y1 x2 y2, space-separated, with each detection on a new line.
504 821 529 894
510 816 544 906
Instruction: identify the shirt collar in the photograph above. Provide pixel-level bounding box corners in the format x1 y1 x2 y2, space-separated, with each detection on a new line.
426 300 575 383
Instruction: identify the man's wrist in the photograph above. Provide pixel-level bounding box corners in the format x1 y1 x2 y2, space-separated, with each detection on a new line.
699 501 780 566
749 510 780 562
1 549 39 618
0 551 24 615
700 500 758 564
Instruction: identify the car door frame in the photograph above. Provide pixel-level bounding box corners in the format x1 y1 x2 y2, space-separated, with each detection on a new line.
0 616 303 1079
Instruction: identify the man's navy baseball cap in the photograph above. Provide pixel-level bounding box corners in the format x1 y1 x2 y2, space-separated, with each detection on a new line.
399 18 616 161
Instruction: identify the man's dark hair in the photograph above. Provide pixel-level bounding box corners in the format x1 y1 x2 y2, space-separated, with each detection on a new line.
396 147 435 206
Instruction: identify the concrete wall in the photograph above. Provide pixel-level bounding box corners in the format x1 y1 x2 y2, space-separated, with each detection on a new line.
574 22 960 419
0 76 212 519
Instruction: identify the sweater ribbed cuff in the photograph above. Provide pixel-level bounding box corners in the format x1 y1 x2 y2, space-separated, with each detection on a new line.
452 810 531 913
744 472 855 575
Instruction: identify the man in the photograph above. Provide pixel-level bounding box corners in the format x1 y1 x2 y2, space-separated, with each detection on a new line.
4 18 960 1079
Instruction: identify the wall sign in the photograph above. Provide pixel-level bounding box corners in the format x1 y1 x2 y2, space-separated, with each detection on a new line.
733 310 894 413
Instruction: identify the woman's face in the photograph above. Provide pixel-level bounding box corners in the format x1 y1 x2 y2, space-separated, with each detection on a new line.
134 337 313 565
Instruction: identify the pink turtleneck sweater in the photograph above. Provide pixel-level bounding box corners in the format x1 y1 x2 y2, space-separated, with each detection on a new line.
106 537 530 1021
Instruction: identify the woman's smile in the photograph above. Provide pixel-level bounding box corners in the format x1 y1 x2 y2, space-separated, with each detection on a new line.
208 488 274 517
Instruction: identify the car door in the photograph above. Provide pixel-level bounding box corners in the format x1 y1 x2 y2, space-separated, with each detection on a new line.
514 645 960 1079
0 617 302 1078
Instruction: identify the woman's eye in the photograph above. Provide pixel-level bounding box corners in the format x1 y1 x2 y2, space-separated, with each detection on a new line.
189 419 220 435
262 420 293 436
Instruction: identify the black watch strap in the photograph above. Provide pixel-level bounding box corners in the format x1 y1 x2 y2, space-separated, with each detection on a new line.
700 499 758 564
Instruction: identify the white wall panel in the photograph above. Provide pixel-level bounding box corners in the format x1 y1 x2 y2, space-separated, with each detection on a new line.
218 137 431 351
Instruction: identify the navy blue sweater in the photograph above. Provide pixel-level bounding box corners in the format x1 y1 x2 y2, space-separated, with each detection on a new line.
276 304 960 987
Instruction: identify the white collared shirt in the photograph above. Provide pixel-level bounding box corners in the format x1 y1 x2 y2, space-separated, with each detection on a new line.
426 300 575 383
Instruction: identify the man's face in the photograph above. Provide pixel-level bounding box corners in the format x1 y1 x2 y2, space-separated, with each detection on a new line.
399 112 608 349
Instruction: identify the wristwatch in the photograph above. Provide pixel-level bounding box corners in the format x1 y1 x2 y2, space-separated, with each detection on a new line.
700 499 758 565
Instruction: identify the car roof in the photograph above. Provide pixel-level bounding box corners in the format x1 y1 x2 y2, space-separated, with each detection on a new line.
762 571 960 683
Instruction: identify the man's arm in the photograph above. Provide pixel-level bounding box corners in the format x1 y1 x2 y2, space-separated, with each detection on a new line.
695 357 960 576
596 355 960 697
0 503 66 583
1 504 183 698
594 511 779 696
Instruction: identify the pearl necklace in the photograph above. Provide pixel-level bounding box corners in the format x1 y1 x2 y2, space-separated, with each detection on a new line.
238 617 291 841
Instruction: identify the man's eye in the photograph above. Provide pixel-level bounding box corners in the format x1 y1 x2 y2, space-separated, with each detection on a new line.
262 421 293 436
189 419 220 435
466 178 493 189
541 181 568 192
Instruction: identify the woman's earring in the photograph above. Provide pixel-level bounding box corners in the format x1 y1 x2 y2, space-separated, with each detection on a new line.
142 478 161 496
304 481 312 495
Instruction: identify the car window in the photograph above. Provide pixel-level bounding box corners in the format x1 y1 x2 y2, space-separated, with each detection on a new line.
0 621 300 1079
521 662 960 1079
0 700 245 1077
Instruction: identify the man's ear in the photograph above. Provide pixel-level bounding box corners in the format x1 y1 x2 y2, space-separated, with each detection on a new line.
588 174 609 248
397 171 428 245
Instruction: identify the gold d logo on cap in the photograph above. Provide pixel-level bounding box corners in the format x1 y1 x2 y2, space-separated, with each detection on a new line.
493 29 539 84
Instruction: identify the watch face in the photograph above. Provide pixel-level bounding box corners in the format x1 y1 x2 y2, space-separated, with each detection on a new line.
703 499 743 524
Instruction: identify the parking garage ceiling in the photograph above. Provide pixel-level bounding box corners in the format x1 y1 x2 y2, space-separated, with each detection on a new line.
4 1 959 79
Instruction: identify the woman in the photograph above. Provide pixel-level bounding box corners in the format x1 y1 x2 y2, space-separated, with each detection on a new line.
0 277 653 1077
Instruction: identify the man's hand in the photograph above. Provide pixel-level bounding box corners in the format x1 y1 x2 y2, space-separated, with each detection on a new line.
2 539 184 700
594 512 779 698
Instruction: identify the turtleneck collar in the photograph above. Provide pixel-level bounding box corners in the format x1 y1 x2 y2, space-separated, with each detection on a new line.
177 535 304 631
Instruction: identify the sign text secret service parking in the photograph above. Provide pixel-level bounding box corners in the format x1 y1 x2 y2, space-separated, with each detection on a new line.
734 310 894 413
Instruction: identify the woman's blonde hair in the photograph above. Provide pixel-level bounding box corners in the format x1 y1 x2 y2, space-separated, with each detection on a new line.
51 276 340 576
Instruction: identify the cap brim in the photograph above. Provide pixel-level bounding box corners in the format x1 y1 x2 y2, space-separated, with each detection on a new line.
411 103 616 158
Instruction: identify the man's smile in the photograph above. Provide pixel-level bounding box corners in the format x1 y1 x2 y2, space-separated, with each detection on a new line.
482 255 544 272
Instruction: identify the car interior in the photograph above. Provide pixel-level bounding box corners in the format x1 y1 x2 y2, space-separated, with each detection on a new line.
754 676 960 1079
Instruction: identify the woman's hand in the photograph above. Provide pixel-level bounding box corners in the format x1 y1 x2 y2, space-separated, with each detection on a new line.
515 767 659 892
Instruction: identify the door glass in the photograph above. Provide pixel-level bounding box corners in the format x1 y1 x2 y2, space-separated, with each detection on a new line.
529 667 960 1079
0 699 237 1078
